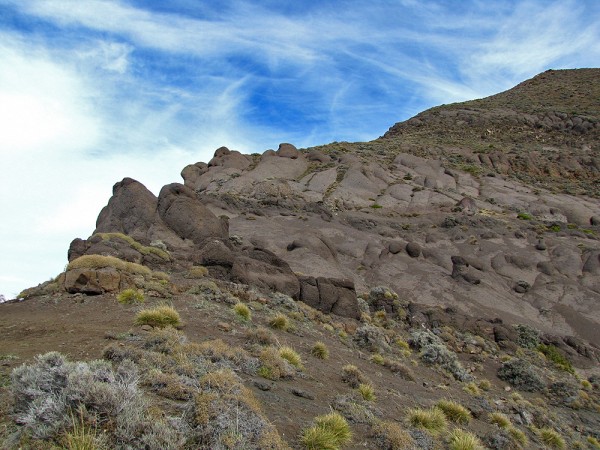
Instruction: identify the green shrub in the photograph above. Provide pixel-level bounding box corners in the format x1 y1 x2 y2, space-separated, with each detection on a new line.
233 302 251 321
117 288 144 304
269 312 290 330
311 341 329 359
517 212 532 220
301 412 352 450
537 344 574 373
135 305 181 328
406 407 447 433
448 429 484 450
435 399 471 424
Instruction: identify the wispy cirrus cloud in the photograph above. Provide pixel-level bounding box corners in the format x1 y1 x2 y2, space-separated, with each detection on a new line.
0 0 598 297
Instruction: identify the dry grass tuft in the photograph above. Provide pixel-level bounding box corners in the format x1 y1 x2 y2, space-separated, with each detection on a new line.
233 302 251 321
447 429 484 450
489 412 511 428
186 265 209 278
371 420 414 449
406 407 447 433
311 341 329 359
357 383 376 402
68 254 152 276
341 364 370 388
117 288 144 304
269 312 290 330
135 305 181 328
279 346 303 369
435 399 471 424
536 427 566 449
300 411 352 450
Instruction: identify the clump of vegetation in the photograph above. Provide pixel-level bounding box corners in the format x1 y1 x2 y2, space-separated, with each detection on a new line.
435 399 471 424
410 329 472 381
233 302 251 321
517 212 533 220
371 353 385 365
117 288 144 304
371 420 414 449
246 327 277 346
68 254 152 276
258 347 294 380
300 412 352 450
185 265 208 278
353 324 390 353
535 427 566 449
489 412 511 428
279 346 303 369
537 343 574 373
448 429 484 450
95 232 170 260
9 352 180 448
358 383 376 402
341 364 370 388
478 379 492 391
508 426 528 446
497 358 545 392
463 381 482 396
515 324 540 349
135 304 181 328
269 312 290 330
311 341 329 359
588 436 600 448
406 407 447 433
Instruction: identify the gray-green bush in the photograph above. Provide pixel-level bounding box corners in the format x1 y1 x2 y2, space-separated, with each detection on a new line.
497 358 545 392
410 330 473 381
9 352 183 448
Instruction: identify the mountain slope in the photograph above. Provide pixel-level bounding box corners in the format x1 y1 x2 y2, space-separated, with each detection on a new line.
2 69 600 449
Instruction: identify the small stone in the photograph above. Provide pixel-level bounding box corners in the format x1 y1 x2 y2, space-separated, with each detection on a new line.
291 388 315 400
535 239 547 251
253 381 273 391
140 325 152 332
218 322 232 332
504 386 511 392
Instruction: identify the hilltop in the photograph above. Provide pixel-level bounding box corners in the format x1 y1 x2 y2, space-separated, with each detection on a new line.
1 69 599 449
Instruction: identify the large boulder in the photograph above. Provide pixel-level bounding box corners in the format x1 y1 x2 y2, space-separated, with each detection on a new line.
157 183 229 245
298 276 360 319
231 248 300 299
95 178 160 240
63 268 131 294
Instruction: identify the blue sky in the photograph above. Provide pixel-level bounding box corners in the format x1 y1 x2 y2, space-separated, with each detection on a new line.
1 0 599 298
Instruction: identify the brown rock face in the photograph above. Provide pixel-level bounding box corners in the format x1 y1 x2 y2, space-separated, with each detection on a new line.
299 276 360 319
64 268 131 294
232 248 300 299
95 178 160 240
157 183 228 245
